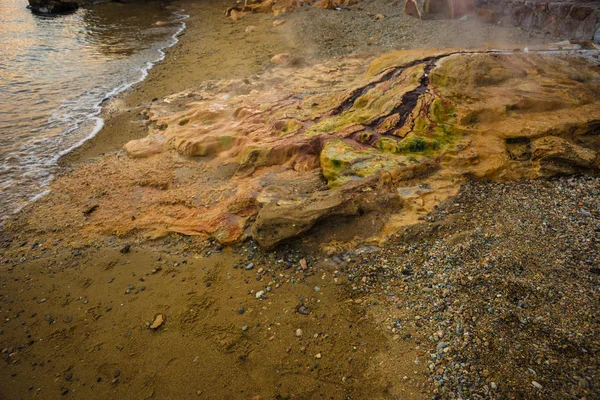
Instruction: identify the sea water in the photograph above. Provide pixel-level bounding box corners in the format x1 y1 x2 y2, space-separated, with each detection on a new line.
0 0 186 224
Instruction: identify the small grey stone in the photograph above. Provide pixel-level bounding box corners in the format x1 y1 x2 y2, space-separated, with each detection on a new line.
245 263 254 270
436 341 450 351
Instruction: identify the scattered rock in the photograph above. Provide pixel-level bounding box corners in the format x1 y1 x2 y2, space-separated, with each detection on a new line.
270 53 291 66
296 304 311 315
83 203 99 216
28 0 78 14
300 259 307 270
149 314 165 330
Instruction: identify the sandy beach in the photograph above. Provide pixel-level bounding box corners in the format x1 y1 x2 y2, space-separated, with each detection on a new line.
1 0 599 399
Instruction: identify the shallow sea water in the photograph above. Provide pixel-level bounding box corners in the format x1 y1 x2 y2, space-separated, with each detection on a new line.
0 0 185 224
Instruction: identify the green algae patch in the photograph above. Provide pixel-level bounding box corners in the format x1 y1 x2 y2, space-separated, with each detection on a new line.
307 110 376 136
307 65 425 137
320 139 405 187
429 99 455 124
375 137 401 153
281 119 303 135
239 147 271 169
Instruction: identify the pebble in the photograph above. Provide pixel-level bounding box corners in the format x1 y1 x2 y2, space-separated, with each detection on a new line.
242 325 248 331
238 307 245 314
255 290 265 299
296 304 311 315
315 353 322 359
149 314 165 329
296 329 303 337
436 341 450 351
245 263 254 270
531 381 543 389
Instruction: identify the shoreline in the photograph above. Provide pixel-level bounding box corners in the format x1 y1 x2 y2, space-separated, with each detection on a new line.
50 5 189 168
60 0 298 166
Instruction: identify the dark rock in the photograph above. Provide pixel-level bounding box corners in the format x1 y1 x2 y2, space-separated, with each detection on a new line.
570 5 593 21
296 304 311 315
28 0 79 14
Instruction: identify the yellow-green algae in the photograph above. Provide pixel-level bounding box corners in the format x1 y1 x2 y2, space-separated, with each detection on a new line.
306 64 425 137
320 139 407 187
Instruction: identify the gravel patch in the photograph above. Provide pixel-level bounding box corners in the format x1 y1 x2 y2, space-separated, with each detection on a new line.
338 176 600 398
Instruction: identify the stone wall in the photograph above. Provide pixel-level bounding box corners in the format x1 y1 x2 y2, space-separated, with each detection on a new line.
477 0 600 40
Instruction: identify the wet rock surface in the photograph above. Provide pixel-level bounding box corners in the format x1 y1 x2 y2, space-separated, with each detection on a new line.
47 42 598 248
28 0 79 14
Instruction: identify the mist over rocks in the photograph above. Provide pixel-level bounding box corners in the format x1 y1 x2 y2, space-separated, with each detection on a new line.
477 0 600 41
79 43 598 248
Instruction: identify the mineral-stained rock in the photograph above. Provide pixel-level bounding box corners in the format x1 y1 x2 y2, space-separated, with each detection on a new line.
33 44 600 249
478 0 600 40
531 136 598 176
123 137 165 158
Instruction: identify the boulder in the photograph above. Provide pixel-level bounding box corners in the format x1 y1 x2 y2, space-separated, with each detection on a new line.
28 0 79 14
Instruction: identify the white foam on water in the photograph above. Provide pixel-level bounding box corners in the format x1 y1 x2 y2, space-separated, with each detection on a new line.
2 9 189 225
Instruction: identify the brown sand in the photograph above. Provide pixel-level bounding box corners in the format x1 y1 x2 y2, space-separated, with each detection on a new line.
1 0 573 398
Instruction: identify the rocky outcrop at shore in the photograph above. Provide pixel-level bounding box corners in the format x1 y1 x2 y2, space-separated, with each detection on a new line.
477 0 600 41
18 43 599 250
28 0 80 14
114 43 599 248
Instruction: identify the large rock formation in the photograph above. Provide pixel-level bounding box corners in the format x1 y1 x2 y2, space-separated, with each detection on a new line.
25 43 600 250
477 0 600 41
